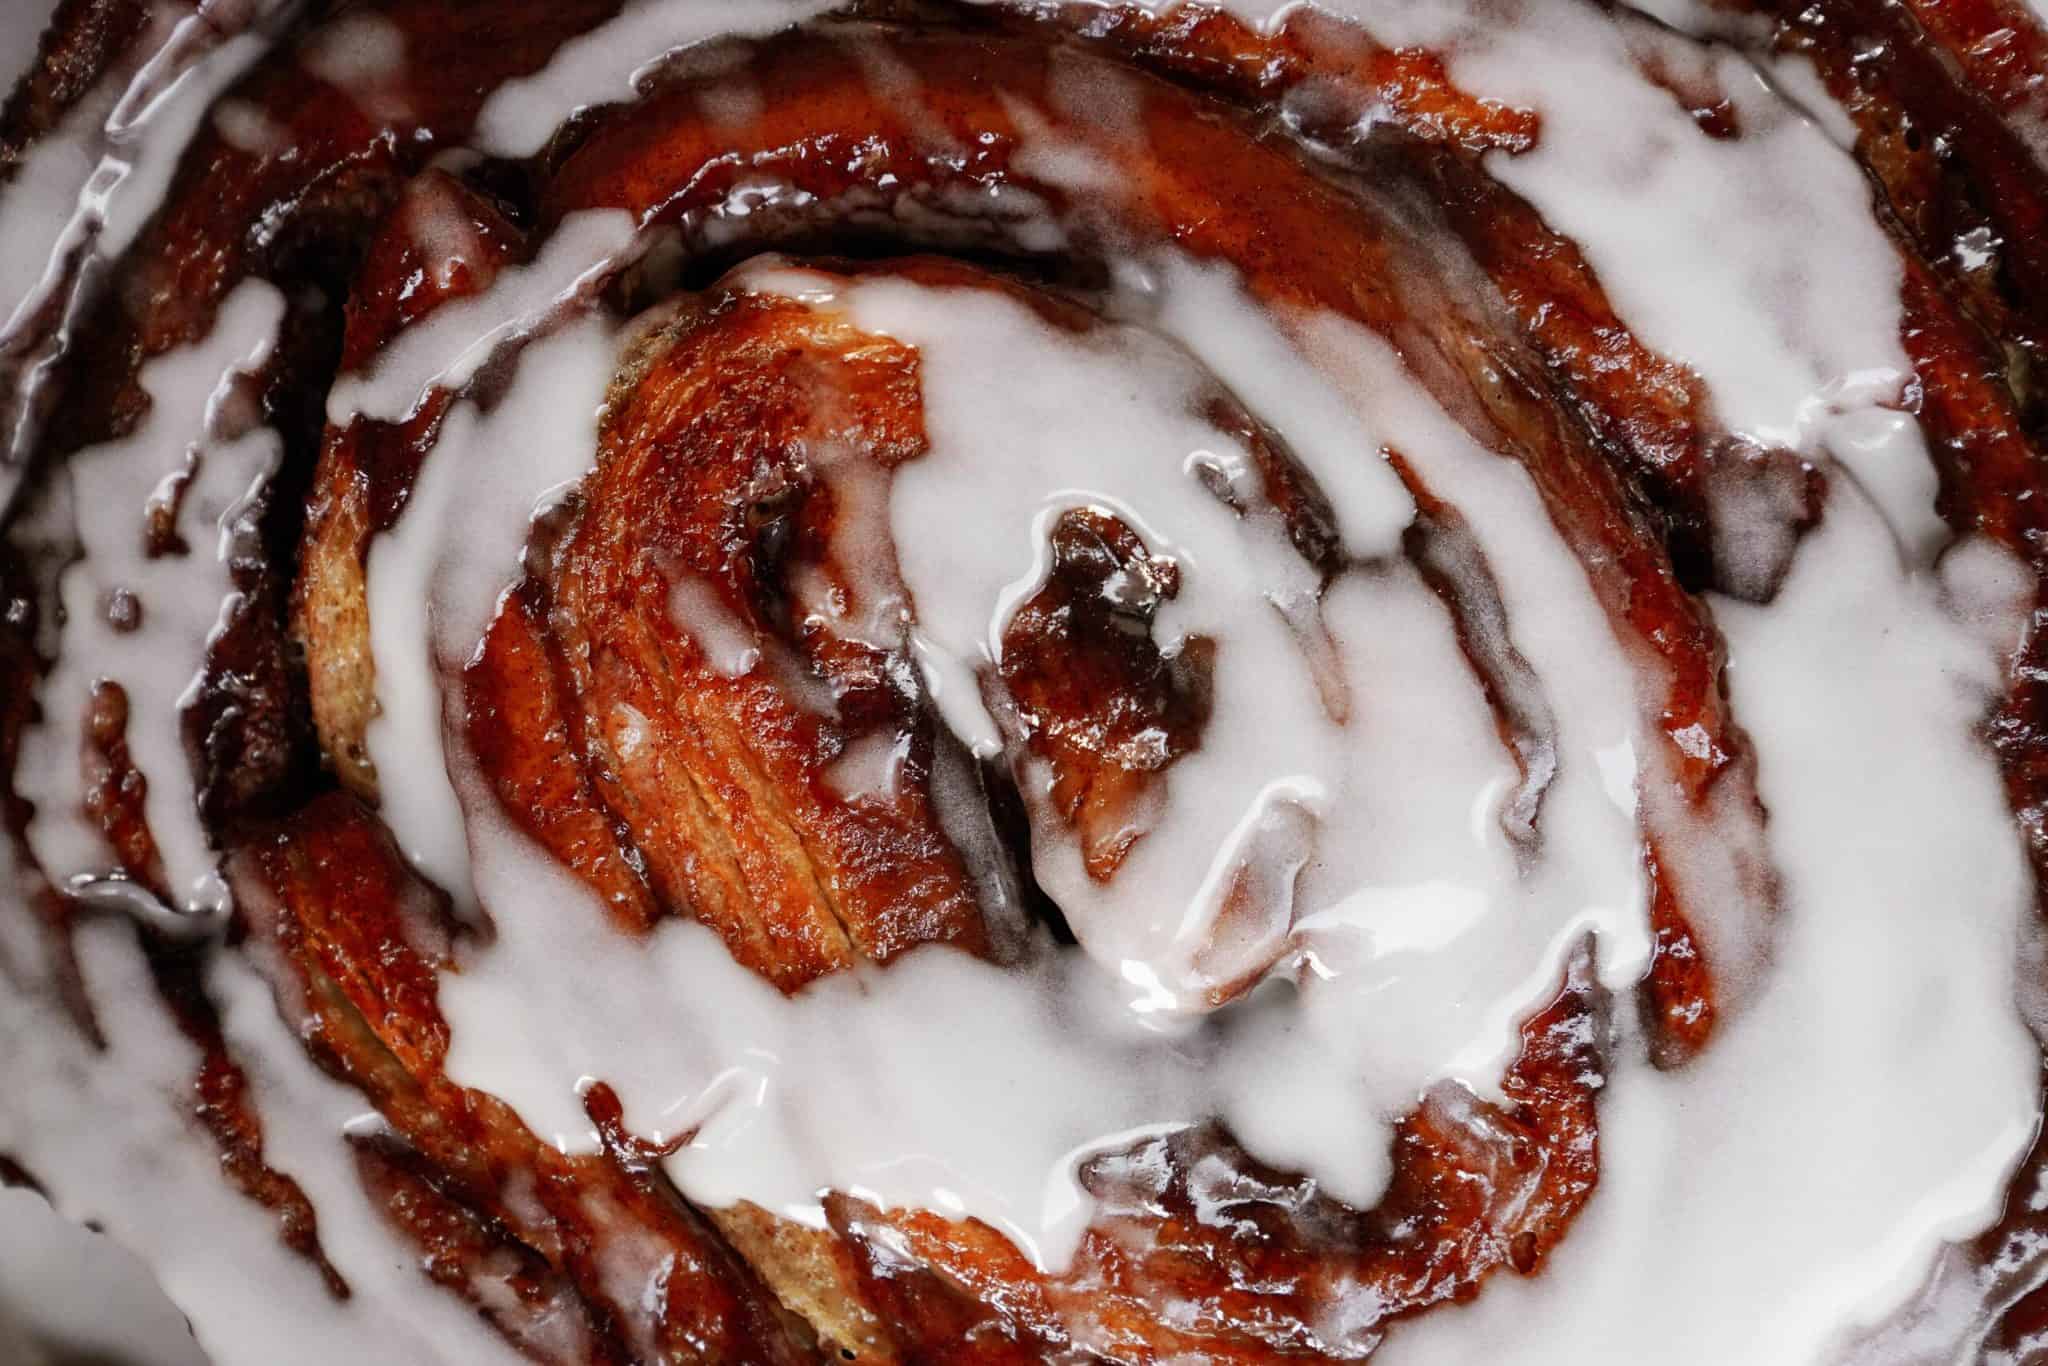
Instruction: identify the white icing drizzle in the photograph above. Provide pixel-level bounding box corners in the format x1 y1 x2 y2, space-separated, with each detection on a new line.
326 209 639 425
363 313 620 910
0 1187 206 1366
1 0 2044 1359
19 279 285 914
1107 0 1939 561
412 239 2031 1345
296 12 410 124
428 258 1645 1269
0 914 479 1365
667 572 765 677
471 0 840 159
0 6 278 466
1377 482 2038 1366
206 944 555 1362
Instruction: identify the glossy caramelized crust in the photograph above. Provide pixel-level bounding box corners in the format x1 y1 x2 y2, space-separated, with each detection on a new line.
4 0 2048 1361
488 287 995 978
288 247 1610 1357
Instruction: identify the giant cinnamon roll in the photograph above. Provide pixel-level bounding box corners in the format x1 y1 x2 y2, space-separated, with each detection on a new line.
4 0 2048 1361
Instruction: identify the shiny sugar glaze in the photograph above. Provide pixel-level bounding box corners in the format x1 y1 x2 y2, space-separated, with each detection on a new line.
1 1 2047 1362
